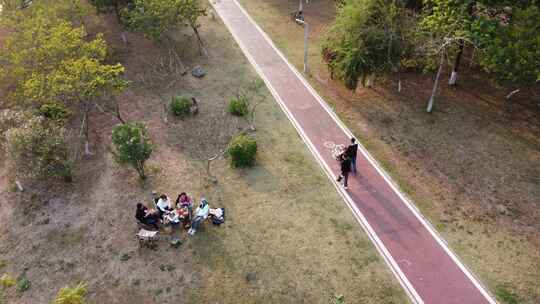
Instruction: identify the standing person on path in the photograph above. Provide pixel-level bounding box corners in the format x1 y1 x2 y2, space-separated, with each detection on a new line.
336 154 351 189
346 138 358 175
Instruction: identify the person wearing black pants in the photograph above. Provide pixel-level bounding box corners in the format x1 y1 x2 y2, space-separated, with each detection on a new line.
336 154 352 189
346 138 358 175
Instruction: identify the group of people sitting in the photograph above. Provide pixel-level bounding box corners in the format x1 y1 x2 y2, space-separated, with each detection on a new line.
135 192 224 236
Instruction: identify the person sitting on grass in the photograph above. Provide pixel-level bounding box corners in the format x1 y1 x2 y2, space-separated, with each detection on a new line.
188 198 210 236
156 194 173 216
175 192 194 220
135 203 160 229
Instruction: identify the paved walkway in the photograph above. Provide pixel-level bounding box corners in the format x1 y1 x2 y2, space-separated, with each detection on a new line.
211 1 497 303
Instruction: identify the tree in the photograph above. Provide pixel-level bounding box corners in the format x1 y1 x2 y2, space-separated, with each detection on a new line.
111 122 153 180
4 115 73 181
1 16 127 105
420 0 539 106
421 0 476 85
179 0 207 55
232 79 267 131
175 106 240 182
418 0 478 111
473 4 540 84
90 0 132 20
322 0 403 90
121 0 206 53
1 0 94 30
1 10 129 153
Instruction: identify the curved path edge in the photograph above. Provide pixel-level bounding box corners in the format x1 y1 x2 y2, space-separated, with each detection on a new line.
210 1 498 303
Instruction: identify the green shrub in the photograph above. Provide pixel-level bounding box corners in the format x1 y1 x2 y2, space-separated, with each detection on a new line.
16 276 30 292
39 102 70 123
228 134 257 168
228 95 249 116
111 122 153 179
330 294 345 304
170 96 191 117
53 282 87 304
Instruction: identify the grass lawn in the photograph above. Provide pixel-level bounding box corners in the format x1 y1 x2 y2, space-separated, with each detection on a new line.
235 0 540 303
0 6 408 304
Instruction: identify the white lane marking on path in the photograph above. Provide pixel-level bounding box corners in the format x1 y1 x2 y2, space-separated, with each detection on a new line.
212 1 496 303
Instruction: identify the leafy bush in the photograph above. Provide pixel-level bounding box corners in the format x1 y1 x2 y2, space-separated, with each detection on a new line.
16 276 30 292
39 102 70 123
228 95 249 116
0 274 16 287
322 0 402 89
53 282 87 304
170 96 191 117
111 122 153 179
5 116 73 180
227 134 257 168
330 294 345 304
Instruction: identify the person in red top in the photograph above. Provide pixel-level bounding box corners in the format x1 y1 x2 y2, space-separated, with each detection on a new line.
175 192 193 220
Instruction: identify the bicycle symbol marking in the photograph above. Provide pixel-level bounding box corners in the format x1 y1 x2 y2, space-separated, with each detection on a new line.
324 140 345 160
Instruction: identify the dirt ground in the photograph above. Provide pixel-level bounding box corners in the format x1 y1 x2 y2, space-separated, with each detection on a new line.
237 0 540 303
0 7 409 304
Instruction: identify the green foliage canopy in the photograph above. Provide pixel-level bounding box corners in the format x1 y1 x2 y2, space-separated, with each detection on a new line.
111 122 153 179
420 0 540 83
322 0 403 90
473 4 540 83
0 4 128 106
121 0 205 41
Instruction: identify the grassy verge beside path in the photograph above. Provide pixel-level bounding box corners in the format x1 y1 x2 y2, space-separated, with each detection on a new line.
235 1 540 303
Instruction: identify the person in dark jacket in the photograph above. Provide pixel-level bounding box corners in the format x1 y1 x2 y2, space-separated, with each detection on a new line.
336 154 352 189
345 138 358 175
135 203 160 229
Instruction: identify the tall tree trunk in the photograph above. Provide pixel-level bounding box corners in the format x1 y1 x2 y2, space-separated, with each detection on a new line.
450 1 474 86
114 2 121 23
366 74 374 87
449 41 464 86
427 51 445 113
115 101 126 124
398 69 402 92
82 102 93 156
137 161 146 180
191 25 206 56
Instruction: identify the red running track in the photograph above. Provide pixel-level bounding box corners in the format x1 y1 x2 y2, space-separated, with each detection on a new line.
211 0 497 303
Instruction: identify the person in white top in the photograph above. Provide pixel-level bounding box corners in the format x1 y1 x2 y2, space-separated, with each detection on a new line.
156 194 173 217
188 198 210 236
